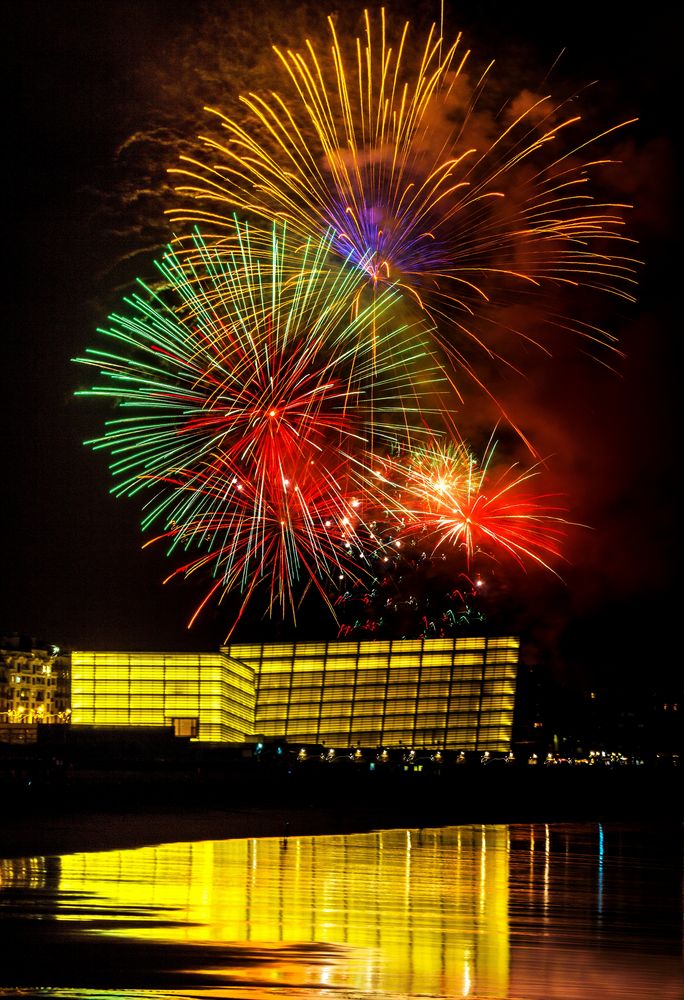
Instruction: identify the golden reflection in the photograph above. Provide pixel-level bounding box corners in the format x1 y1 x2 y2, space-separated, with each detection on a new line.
543 822 550 917
0 855 52 890
57 825 509 996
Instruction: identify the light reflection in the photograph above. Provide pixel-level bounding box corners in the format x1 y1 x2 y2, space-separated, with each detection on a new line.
55 826 509 997
0 855 54 890
598 822 604 917
3 823 680 999
463 955 472 996
543 822 550 916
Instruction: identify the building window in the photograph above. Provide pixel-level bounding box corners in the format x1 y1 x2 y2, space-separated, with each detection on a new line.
171 717 198 738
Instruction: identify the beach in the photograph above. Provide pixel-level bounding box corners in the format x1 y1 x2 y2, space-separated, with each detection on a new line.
2 760 681 859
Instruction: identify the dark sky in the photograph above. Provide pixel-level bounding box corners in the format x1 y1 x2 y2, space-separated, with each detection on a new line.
7 1 679 691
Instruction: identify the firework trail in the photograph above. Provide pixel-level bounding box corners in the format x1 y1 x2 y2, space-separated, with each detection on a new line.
75 222 446 632
170 8 638 415
394 439 568 573
76 9 626 634
346 436 567 574
146 450 368 631
331 436 568 639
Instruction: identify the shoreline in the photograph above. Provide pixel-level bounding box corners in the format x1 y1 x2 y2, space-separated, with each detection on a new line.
3 797 682 860
0 805 396 859
2 763 681 859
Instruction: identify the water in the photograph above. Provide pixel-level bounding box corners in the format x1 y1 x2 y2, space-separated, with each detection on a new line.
0 823 681 998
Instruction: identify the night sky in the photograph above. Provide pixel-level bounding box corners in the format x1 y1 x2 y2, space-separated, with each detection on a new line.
7 2 678 695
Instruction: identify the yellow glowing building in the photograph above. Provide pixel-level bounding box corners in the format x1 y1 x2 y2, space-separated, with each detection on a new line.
71 637 518 750
70 651 255 742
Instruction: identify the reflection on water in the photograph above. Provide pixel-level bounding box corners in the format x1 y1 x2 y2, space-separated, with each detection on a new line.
55 826 508 997
0 823 681 999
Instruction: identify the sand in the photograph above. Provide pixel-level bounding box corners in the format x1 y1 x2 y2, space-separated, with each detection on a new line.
0 804 403 858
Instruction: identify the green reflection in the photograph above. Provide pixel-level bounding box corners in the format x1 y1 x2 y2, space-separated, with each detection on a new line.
54 826 509 997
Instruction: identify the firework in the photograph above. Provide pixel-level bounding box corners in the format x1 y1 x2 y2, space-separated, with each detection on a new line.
170 9 638 402
75 11 612 636
75 222 446 631
146 450 367 632
394 439 568 573
329 436 568 640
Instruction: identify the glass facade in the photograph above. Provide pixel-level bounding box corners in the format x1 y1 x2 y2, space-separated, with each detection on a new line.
228 636 518 751
71 637 518 751
70 651 255 742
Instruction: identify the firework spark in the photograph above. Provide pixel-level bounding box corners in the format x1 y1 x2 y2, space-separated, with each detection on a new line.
75 222 446 631
328 437 568 641
394 439 568 574
75 11 612 636
146 450 367 633
170 9 638 403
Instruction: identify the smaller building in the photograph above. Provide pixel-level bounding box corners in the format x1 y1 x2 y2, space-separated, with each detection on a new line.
0 638 70 727
70 650 254 742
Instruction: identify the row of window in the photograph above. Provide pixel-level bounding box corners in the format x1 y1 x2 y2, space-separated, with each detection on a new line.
228 638 514 658
257 664 513 683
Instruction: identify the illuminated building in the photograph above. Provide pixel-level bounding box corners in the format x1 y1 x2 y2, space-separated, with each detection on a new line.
0 639 70 736
71 637 518 750
70 651 254 742
226 637 518 750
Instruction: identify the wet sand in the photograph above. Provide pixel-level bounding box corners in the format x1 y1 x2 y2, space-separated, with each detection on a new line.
2 764 680 859
0 804 406 859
